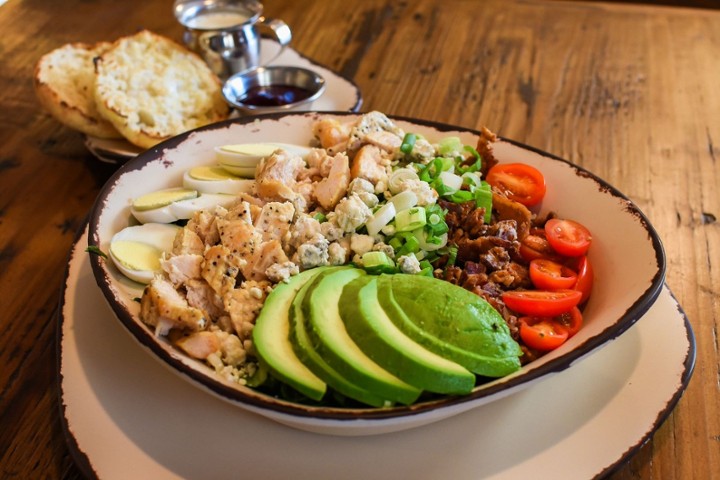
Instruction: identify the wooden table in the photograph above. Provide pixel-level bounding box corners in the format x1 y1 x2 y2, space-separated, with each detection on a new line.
1 0 718 478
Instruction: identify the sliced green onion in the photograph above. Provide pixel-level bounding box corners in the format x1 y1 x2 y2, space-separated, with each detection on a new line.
438 171 463 194
474 182 493 223
400 133 417 154
446 245 458 267
461 172 483 189
397 235 421 256
413 228 448 251
428 213 441 225
388 190 418 212
447 190 473 203
395 207 427 233
389 237 403 251
313 212 327 223
366 202 397 236
438 136 463 156
361 251 396 274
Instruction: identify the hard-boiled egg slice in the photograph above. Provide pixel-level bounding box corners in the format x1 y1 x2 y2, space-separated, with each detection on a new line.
132 187 197 211
109 223 181 284
215 143 312 167
130 204 178 224
130 187 197 224
169 193 239 220
218 163 258 178
183 166 255 194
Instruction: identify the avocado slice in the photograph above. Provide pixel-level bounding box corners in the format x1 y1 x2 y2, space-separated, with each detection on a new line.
340 276 477 395
305 268 422 406
289 267 389 407
379 274 522 377
253 267 328 401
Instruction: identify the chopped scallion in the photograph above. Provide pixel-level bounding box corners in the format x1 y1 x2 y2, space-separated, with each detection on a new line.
395 207 427 232
400 133 417 154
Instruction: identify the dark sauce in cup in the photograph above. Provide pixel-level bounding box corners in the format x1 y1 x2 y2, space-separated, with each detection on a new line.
239 85 314 107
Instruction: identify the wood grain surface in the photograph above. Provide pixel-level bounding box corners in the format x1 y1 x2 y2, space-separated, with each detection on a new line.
1 0 718 478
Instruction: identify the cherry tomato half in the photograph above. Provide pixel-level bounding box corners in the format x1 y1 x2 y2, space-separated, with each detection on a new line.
572 255 593 304
529 259 578 290
554 306 583 337
544 218 592 257
502 289 582 317
486 163 547 207
519 318 569 351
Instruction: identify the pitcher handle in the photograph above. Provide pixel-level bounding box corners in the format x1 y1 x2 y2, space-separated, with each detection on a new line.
256 17 292 64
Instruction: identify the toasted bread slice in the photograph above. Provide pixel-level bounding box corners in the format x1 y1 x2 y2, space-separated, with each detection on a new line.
34 42 122 139
93 30 230 149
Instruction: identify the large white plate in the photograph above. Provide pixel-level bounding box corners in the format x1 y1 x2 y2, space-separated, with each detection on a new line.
84 39 362 163
59 226 694 479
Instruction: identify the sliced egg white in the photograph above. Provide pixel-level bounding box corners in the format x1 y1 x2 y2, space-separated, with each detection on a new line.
131 204 178 224
183 166 255 194
218 163 258 178
109 223 181 284
215 142 312 167
132 187 197 211
169 193 239 219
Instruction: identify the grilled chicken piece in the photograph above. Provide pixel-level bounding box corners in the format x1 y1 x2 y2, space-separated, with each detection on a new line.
255 150 306 202
313 118 350 153
174 331 220 360
141 276 206 335
314 152 350 210
350 144 388 187
241 239 289 281
255 201 295 243
217 216 262 260
202 245 240 296
223 280 269 339
185 278 225 320
172 228 204 256
186 208 221 245
364 130 402 153
161 253 203 287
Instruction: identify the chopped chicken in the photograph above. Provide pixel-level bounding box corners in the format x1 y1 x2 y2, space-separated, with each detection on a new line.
201 245 239 296
351 144 390 188
314 152 350 210
313 118 350 153
172 228 204 256
242 239 289 281
185 278 225 320
161 253 202 287
364 130 402 153
223 280 269 340
255 201 295 243
141 276 206 335
255 150 309 211
174 331 220 360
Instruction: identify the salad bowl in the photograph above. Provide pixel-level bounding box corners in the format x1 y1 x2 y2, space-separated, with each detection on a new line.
88 111 665 435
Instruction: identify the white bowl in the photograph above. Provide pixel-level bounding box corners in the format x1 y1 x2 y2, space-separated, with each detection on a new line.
88 112 665 436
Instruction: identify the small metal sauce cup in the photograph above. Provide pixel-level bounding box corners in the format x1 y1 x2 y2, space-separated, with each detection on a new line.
222 66 326 114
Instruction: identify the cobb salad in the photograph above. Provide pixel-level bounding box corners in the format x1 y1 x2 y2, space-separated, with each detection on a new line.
95 111 594 407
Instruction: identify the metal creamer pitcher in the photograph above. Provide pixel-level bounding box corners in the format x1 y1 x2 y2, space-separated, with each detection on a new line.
174 0 291 79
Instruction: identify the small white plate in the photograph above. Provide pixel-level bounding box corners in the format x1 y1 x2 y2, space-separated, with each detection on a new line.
84 40 362 164
59 226 695 479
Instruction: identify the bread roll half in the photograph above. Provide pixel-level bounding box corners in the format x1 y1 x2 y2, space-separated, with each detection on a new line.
34 42 122 139
93 30 230 149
